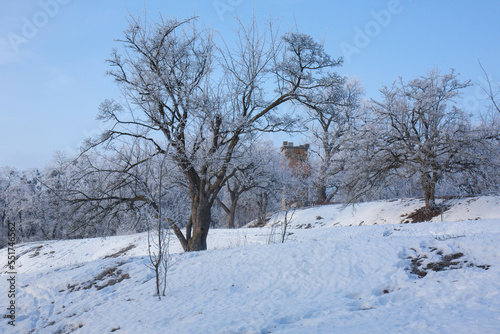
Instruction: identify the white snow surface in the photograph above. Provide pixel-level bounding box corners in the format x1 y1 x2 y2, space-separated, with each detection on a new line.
261 196 500 229
1 196 500 333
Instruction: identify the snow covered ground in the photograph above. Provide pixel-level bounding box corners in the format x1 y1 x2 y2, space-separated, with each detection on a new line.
1 196 500 333
261 196 500 228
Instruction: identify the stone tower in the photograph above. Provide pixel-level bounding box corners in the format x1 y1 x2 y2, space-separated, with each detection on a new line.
280 141 310 176
280 141 310 209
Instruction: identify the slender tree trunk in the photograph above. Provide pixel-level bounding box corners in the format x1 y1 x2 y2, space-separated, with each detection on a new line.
225 187 241 229
215 187 240 229
257 192 269 226
227 199 238 229
316 142 330 204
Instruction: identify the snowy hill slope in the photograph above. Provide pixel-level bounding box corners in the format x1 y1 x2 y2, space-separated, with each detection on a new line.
1 197 500 333
261 196 500 229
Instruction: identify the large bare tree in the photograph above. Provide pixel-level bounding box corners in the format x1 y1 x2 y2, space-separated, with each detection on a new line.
92 15 342 251
368 69 475 209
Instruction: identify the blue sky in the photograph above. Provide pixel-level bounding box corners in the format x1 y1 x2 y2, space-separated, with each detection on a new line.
1 0 499 169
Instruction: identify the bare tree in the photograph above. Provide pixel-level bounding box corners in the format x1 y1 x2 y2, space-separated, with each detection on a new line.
147 153 172 299
366 69 477 209
215 141 283 228
301 77 363 204
280 207 295 243
93 15 343 251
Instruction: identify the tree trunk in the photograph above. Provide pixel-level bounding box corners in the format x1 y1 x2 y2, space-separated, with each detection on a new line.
316 135 334 204
226 189 240 229
257 192 269 227
215 188 240 229
187 199 211 251
421 173 436 209
316 184 327 204
227 199 238 229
